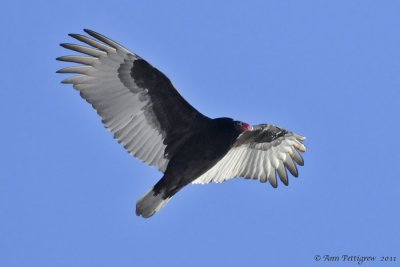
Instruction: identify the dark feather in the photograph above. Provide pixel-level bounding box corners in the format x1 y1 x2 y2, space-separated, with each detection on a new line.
60 43 105 57
268 168 278 188
284 156 298 177
292 148 304 166
277 161 288 186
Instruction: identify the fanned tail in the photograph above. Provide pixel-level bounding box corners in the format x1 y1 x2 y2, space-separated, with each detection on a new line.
136 188 171 218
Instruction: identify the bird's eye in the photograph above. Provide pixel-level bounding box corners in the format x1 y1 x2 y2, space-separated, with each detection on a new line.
234 121 243 128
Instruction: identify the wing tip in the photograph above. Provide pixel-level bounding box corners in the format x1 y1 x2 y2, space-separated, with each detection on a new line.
277 164 289 186
83 28 102 39
60 77 74 84
59 43 79 49
83 28 94 34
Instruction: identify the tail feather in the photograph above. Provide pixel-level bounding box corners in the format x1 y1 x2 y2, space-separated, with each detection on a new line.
136 188 171 218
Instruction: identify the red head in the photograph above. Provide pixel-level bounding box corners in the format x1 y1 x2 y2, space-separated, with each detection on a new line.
234 121 252 132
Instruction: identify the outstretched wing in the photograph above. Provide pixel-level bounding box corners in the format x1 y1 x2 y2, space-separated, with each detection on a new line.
192 124 306 187
57 29 209 172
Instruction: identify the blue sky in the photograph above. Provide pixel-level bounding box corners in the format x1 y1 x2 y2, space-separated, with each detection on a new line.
1 0 399 266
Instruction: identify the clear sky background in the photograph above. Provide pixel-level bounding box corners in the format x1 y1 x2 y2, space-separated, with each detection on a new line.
1 1 399 266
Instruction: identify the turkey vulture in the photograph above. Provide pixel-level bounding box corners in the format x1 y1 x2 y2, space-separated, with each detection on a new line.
57 29 306 218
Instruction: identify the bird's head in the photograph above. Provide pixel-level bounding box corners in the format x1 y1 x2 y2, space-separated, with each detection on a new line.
234 121 252 132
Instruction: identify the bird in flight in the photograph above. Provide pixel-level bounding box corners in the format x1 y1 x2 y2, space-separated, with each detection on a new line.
57 29 306 218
